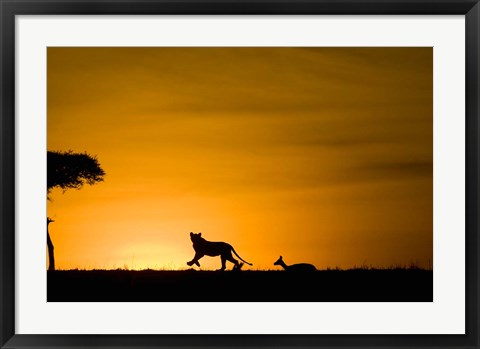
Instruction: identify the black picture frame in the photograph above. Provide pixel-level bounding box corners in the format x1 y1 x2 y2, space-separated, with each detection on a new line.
1 0 478 348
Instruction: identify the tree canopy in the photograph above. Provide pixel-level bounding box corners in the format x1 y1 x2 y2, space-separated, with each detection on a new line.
47 150 106 198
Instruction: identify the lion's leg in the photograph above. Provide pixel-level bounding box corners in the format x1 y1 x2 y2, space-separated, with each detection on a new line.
217 256 227 271
227 256 242 270
187 253 203 267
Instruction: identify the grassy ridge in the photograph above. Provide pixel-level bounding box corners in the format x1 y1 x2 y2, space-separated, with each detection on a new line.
47 269 432 302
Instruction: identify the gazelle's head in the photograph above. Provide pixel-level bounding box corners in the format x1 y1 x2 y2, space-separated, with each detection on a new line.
274 256 283 266
47 217 55 225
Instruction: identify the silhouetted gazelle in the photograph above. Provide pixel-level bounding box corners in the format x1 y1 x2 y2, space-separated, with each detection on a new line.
274 256 317 272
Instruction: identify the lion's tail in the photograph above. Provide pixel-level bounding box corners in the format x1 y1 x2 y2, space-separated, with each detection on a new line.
232 247 253 266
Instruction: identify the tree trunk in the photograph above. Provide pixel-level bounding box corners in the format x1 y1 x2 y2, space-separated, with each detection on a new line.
47 230 55 271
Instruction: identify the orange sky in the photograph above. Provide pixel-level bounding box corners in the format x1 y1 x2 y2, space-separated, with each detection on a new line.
47 47 432 271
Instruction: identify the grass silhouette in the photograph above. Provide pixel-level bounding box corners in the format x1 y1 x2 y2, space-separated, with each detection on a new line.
48 267 432 302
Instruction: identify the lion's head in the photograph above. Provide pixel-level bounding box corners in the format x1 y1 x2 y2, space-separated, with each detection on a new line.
190 232 204 244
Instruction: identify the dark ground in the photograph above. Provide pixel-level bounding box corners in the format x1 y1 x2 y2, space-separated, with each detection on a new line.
47 269 432 302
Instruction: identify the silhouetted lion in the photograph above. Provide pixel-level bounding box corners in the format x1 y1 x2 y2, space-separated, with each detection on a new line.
187 232 253 271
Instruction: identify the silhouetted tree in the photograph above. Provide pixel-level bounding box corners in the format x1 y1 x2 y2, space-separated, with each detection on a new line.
47 150 105 197
47 217 55 271
47 150 105 270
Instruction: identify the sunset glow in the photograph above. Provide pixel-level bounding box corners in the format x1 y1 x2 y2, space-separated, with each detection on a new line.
47 47 432 271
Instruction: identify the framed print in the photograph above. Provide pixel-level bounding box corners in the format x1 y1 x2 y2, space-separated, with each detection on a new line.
1 0 479 348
